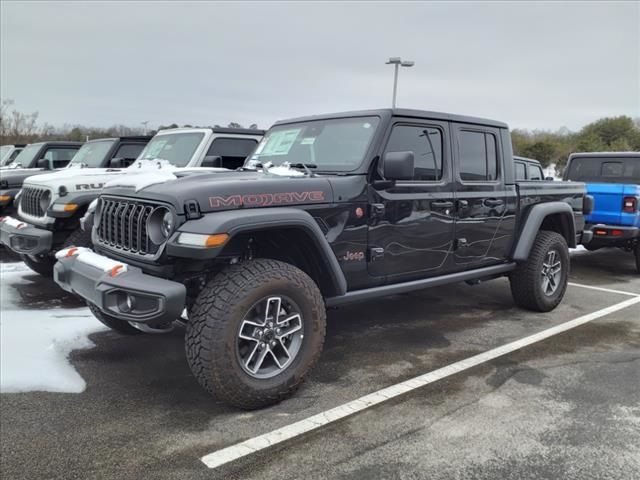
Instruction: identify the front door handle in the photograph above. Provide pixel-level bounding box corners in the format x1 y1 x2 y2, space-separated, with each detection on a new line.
431 200 454 209
484 198 504 207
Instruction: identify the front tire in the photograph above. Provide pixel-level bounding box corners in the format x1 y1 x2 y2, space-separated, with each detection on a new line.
88 303 143 335
185 259 326 409
510 231 569 312
21 254 55 277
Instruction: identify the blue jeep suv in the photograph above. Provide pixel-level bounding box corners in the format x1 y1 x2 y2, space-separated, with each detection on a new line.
564 152 640 273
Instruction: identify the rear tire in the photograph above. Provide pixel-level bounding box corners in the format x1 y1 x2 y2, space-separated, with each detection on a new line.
88 303 143 335
21 254 55 277
509 231 569 312
634 243 640 274
185 259 326 409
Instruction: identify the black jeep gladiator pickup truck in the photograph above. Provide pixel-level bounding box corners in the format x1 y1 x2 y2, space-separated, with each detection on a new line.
54 109 591 409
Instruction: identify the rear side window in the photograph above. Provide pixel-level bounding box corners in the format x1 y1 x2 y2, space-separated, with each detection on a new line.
528 164 543 180
515 162 527 180
566 157 640 184
384 125 443 181
114 143 145 160
458 130 498 181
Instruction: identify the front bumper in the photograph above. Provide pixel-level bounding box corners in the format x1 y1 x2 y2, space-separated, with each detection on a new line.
584 223 639 248
0 216 53 255
54 248 186 327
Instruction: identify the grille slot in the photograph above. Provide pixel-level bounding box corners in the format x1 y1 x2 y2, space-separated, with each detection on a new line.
96 198 160 256
20 187 48 217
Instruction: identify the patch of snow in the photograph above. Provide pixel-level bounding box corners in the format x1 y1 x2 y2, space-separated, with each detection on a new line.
0 263 107 393
570 245 589 255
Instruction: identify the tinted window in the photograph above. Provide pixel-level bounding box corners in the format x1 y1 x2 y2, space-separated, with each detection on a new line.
208 138 258 157
459 131 499 181
515 162 527 180
114 143 145 160
385 125 443 181
43 147 79 167
566 157 640 184
10 143 42 168
528 164 543 180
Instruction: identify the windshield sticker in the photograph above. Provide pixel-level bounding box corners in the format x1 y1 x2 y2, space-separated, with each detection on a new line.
141 139 168 159
261 129 301 156
300 137 316 145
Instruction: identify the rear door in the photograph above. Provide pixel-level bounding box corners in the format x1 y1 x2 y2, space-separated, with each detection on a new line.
452 124 512 266
367 120 456 279
41 146 80 169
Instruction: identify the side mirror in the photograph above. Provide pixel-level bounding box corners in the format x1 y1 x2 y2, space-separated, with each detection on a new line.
383 151 414 181
109 158 127 168
202 155 222 168
37 158 50 169
545 176 555 181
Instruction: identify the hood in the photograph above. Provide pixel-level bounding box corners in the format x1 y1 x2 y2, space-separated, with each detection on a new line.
0 168 48 187
102 169 336 214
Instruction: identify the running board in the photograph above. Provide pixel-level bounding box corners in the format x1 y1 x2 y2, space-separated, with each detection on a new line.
325 263 516 307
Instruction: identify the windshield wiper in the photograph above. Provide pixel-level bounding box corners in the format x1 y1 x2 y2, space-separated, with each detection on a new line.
288 163 317 176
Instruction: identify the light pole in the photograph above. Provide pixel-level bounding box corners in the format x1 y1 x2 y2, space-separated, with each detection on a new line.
386 57 414 108
141 120 149 135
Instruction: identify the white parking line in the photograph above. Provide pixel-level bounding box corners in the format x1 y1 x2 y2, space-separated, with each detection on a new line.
568 282 639 297
201 294 640 469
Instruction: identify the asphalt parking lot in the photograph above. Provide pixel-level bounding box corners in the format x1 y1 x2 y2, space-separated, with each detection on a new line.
1 248 639 480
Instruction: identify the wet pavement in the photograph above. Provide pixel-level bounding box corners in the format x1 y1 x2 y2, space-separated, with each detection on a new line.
1 248 638 479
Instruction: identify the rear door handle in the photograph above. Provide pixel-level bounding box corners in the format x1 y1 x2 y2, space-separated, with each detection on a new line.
431 200 454 209
484 198 504 207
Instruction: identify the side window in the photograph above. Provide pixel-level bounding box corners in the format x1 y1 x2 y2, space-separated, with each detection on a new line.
515 162 527 180
114 143 145 160
42 148 78 167
207 138 258 169
528 164 543 180
458 130 499 181
384 125 443 181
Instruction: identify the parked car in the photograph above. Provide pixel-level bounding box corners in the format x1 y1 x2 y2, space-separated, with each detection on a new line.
0 136 150 274
514 156 546 180
0 128 262 276
52 108 591 409
0 144 26 167
0 141 82 214
563 151 640 272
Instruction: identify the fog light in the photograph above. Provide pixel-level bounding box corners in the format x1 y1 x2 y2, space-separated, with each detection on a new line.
121 294 136 313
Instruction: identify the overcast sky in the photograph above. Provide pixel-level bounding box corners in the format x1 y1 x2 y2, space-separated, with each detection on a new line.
1 1 638 132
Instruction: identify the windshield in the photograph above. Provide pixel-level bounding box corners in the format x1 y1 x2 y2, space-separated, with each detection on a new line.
0 146 11 165
136 132 205 167
249 116 380 172
9 143 42 168
68 140 115 168
566 156 640 184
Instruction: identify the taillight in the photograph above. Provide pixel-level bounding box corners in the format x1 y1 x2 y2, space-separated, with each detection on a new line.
622 196 637 213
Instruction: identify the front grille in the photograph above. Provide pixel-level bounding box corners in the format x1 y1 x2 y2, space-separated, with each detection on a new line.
20 187 48 217
96 198 159 256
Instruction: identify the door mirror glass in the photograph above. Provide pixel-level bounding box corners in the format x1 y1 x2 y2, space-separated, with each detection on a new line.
202 155 222 168
383 151 414 180
37 158 50 169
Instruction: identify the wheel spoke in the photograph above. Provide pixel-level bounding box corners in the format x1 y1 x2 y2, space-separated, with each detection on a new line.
264 297 282 324
244 343 260 370
278 313 300 326
542 276 550 294
277 322 302 339
249 347 270 374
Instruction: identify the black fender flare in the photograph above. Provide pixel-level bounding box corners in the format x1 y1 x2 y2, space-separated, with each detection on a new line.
167 207 348 296
512 201 576 261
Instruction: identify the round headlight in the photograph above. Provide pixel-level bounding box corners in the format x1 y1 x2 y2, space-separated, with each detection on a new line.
147 207 173 245
39 190 51 212
161 210 174 238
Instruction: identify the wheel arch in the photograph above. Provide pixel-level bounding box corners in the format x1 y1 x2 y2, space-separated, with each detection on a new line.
512 202 576 261
170 208 348 298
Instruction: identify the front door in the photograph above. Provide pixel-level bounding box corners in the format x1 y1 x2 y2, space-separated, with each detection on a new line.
451 123 514 266
367 120 456 280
